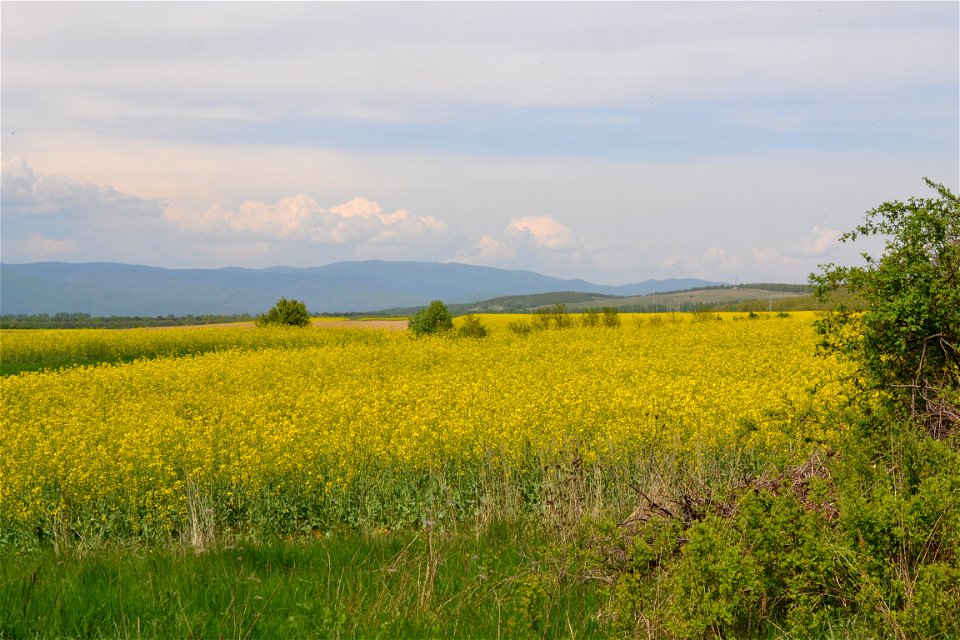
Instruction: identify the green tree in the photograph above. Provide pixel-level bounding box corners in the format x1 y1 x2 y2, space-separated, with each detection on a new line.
408 300 454 336
811 178 959 436
255 297 311 327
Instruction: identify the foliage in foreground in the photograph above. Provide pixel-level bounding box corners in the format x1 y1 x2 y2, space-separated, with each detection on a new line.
812 177 959 438
601 179 960 638
1 522 609 639
598 427 960 638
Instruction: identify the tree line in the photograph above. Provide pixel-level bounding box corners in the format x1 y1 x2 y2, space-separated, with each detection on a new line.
0 313 256 330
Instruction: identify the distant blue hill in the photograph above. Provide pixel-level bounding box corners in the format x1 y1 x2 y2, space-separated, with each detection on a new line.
0 261 721 316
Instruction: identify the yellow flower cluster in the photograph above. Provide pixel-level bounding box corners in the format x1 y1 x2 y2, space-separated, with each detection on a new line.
0 313 849 540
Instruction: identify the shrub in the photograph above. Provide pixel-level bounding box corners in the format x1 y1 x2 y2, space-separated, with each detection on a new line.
601 307 621 328
408 300 454 336
603 179 960 638
691 306 719 323
457 315 488 338
580 308 600 328
255 297 310 327
533 304 573 331
507 319 533 336
812 178 959 437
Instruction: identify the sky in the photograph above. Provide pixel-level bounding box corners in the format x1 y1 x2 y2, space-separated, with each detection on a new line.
1 1 957 285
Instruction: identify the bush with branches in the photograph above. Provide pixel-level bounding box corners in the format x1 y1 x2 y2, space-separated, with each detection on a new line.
579 308 601 328
601 306 621 328
533 304 573 331
602 179 960 637
457 315 489 338
812 178 959 438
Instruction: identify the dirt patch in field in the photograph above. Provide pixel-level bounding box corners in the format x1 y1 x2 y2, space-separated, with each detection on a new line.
140 320 408 331
312 319 408 331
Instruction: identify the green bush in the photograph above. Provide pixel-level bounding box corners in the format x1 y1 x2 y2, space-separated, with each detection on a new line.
609 490 850 638
408 300 454 336
830 413 960 636
601 307 621 328
812 178 959 436
532 304 573 330
457 315 488 338
579 308 600 328
255 297 310 327
507 319 533 336
690 306 719 323
603 179 960 638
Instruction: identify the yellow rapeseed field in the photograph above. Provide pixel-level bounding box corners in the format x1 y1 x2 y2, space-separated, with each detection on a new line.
0 313 850 543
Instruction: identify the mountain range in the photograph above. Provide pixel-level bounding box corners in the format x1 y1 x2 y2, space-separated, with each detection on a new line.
0 261 722 316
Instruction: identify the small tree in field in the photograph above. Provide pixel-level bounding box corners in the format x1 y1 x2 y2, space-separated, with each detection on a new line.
256 297 311 327
409 300 454 336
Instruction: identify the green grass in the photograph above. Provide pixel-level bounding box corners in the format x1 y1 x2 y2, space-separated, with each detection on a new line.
1 522 612 639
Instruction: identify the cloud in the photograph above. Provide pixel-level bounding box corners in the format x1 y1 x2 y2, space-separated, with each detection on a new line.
655 247 748 279
792 225 842 258
180 196 450 250
1 0 954 288
191 195 323 239
507 215 573 249
3 3 955 123
1 160 460 267
468 234 516 262
21 233 77 258
457 214 581 273
1 156 166 220
1 157 176 264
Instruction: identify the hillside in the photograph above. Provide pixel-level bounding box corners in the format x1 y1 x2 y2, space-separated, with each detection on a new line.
377 285 832 316
0 261 720 316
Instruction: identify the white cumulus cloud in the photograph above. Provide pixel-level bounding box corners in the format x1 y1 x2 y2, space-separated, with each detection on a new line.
507 215 573 249
197 195 322 239
793 225 842 258
181 195 450 250
457 214 580 272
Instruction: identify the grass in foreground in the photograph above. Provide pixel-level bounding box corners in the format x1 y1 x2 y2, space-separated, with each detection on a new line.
1 522 609 639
